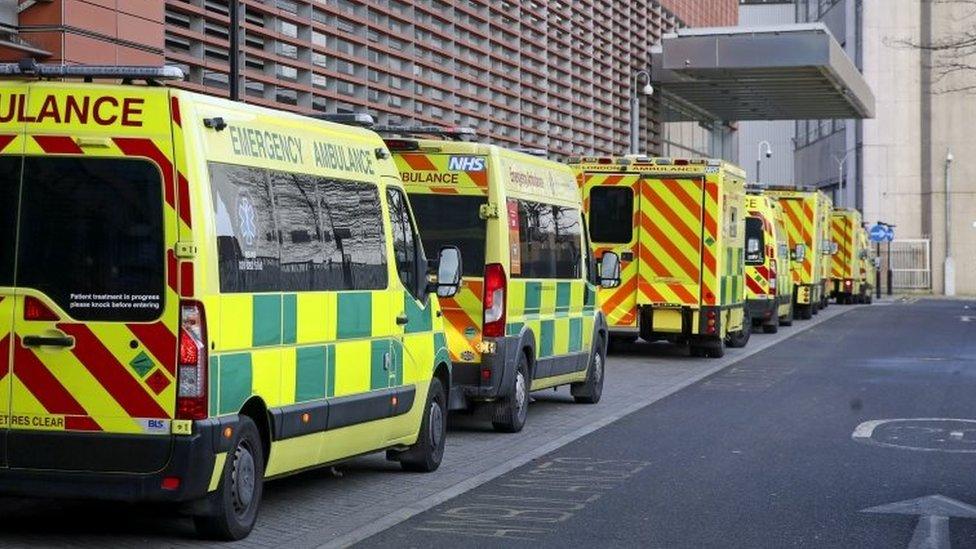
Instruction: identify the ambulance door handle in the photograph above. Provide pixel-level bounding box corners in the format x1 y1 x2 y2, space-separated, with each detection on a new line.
395 313 409 326
23 335 74 348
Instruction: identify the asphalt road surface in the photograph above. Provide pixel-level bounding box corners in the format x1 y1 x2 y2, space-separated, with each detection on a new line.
364 299 976 548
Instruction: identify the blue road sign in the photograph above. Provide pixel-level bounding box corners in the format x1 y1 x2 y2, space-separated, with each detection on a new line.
884 226 895 242
869 224 887 242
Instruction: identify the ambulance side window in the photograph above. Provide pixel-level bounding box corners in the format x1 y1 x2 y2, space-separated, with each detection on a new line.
210 162 281 293
387 187 424 299
513 199 581 279
272 171 325 292
317 179 388 291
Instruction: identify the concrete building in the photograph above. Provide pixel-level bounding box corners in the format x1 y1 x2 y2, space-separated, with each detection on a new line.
0 0 737 158
861 0 976 295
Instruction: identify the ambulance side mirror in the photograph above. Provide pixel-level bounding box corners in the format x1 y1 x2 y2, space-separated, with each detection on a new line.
428 246 462 298
599 252 621 289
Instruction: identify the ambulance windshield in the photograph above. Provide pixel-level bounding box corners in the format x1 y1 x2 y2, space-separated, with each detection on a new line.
409 194 486 277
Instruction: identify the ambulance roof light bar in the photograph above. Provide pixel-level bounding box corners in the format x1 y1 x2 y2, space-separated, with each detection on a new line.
312 112 375 128
0 59 185 84
514 148 548 157
373 124 477 141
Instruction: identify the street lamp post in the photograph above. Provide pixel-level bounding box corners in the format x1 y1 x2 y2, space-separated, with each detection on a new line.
944 149 955 296
629 70 653 155
756 140 772 184
832 150 854 208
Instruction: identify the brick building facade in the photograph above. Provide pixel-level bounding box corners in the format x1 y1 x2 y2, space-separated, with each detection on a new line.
3 0 736 157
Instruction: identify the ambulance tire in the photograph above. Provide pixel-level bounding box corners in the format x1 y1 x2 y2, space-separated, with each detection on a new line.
689 345 708 358
797 304 813 320
780 304 794 327
492 353 530 433
706 337 726 358
194 416 265 541
572 337 606 404
727 315 751 348
763 314 780 334
398 377 447 472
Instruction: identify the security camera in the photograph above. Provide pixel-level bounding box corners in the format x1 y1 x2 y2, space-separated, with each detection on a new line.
947 151 954 163
765 149 773 158
641 83 654 96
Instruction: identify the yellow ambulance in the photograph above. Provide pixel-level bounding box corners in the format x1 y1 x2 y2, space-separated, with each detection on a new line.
383 129 619 433
744 191 794 332
858 227 876 304
575 157 749 358
0 64 462 540
765 187 833 320
831 210 875 304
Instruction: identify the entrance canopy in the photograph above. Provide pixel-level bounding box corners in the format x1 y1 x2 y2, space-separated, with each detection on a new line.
649 23 874 122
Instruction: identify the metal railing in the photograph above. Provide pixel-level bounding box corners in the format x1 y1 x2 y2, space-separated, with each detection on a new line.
880 239 931 290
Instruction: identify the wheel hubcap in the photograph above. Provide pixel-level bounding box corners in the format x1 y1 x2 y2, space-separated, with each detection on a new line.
231 443 256 515
514 372 527 418
429 401 444 448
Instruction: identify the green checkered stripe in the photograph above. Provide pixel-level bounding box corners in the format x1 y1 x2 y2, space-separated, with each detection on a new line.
505 280 595 360
720 248 745 306
208 291 447 417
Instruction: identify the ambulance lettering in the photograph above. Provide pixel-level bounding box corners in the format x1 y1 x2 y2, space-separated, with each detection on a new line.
447 156 485 171
0 93 144 126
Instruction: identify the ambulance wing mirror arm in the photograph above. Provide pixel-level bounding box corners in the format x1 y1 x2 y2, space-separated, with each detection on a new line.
599 252 621 289
428 246 462 298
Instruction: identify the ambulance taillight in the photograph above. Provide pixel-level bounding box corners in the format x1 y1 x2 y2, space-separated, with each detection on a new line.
482 263 507 338
769 266 777 295
177 300 208 420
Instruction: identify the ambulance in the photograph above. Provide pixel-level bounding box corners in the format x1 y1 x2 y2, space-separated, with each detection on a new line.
830 208 869 304
384 129 618 433
575 157 749 358
764 187 833 320
744 191 794 333
0 63 462 540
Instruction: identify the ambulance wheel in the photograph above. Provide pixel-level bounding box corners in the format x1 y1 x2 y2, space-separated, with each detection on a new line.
706 337 726 358
726 315 751 348
398 377 447 472
780 304 794 327
572 337 605 404
689 345 707 358
798 305 813 320
194 416 264 541
763 314 780 334
492 353 530 433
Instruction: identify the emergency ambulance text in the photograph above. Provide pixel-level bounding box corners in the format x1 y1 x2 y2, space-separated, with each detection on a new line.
229 125 304 164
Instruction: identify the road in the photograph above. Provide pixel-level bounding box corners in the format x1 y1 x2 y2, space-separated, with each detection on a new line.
2 298 973 548
363 298 976 548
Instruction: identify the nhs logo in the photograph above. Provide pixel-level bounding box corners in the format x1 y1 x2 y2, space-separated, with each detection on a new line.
448 156 486 172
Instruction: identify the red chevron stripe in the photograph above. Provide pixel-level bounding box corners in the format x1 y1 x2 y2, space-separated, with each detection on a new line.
601 275 638 316
12 336 97 425
638 281 668 304
669 283 698 305
641 217 700 282
641 186 701 252
401 153 437 171
57 323 169 419
746 276 765 296
637 241 676 280
127 321 177 376
0 134 15 153
166 249 178 292
33 135 82 154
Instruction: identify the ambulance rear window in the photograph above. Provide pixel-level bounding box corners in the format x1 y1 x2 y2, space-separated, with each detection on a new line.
17 157 165 321
745 217 765 265
588 187 634 244
0 156 17 286
408 194 486 278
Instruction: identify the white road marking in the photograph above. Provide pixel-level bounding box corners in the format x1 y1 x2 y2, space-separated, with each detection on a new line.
852 419 976 453
863 495 976 549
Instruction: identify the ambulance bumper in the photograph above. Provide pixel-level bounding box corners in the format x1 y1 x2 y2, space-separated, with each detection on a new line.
449 336 519 407
0 417 228 503
746 298 777 321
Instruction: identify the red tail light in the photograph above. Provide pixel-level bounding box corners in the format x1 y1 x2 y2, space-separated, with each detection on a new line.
177 299 208 420
24 296 59 321
482 263 507 338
